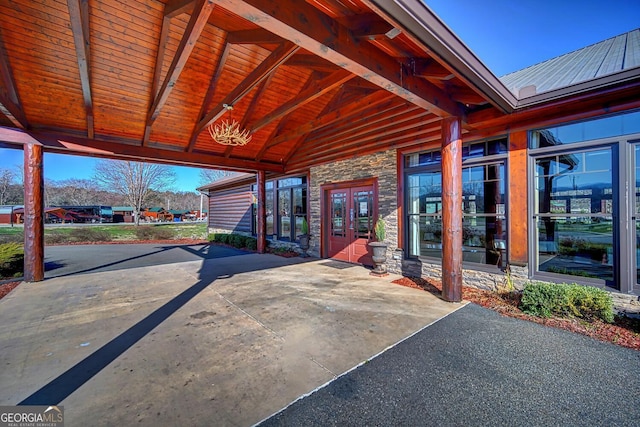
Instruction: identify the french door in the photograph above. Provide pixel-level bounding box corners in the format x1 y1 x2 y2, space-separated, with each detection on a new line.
327 185 375 265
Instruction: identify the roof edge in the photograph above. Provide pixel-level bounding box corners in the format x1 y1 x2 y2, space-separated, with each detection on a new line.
515 67 640 108
196 172 256 192
368 0 517 113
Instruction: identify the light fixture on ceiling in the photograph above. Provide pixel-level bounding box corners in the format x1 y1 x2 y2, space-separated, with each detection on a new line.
208 104 252 146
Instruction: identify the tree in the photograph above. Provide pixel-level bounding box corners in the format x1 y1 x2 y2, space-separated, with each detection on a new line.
198 169 236 186
94 160 176 225
0 168 15 205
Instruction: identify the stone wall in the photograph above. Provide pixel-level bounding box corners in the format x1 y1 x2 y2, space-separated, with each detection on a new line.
309 150 398 259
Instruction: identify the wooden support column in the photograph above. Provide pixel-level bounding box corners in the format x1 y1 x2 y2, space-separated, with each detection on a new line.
508 130 529 265
441 117 462 302
23 143 45 282
256 170 267 254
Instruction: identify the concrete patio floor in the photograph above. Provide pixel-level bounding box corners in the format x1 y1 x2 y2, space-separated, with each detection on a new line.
0 250 462 426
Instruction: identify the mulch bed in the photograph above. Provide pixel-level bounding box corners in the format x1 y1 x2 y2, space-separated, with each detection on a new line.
393 276 640 351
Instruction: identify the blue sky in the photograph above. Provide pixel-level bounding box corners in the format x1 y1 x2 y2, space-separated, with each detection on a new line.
1 0 639 191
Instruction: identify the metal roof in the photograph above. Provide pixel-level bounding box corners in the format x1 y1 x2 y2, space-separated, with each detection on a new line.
500 28 640 98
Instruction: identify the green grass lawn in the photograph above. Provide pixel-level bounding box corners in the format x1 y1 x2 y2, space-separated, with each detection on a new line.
0 222 208 244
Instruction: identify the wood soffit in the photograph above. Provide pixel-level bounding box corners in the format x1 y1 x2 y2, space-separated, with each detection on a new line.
0 0 637 174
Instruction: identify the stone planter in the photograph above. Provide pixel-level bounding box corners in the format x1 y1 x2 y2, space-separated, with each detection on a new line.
299 234 310 257
368 241 388 276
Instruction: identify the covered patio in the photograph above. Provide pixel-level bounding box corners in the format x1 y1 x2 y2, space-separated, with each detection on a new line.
2 0 639 295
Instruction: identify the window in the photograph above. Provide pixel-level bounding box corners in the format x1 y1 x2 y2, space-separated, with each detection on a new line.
405 138 508 268
252 177 306 242
530 109 640 292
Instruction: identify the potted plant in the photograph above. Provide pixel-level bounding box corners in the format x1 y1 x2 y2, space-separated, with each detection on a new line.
298 217 311 257
368 215 388 276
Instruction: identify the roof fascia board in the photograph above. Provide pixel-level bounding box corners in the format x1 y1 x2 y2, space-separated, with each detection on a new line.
368 0 517 113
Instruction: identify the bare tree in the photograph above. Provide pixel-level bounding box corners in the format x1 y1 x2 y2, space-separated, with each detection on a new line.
198 169 236 186
94 160 176 225
0 168 15 205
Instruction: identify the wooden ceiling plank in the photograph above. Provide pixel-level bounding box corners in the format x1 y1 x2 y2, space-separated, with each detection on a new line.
255 70 326 161
0 30 28 129
300 109 432 156
304 102 409 144
193 41 299 136
283 54 339 72
249 69 354 133
216 0 463 118
267 90 394 147
66 0 94 138
186 39 232 152
227 29 284 44
143 0 216 146
164 0 196 18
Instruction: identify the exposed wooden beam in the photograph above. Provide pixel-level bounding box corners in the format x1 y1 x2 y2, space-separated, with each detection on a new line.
267 90 394 147
283 54 339 72
224 72 276 158
0 29 28 129
217 0 463 118
186 39 232 152
143 0 215 146
249 69 354 132
164 0 195 18
192 41 299 137
0 127 284 173
227 29 284 44
349 13 395 41
67 0 94 138
412 58 455 80
151 16 172 99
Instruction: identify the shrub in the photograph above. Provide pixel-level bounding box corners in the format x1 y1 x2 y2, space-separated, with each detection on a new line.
245 237 257 251
69 228 112 242
229 234 247 248
45 231 70 244
135 226 174 240
520 282 614 323
0 242 24 278
209 233 229 244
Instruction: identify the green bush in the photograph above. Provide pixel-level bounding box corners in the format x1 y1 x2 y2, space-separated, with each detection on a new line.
229 234 247 248
520 282 614 323
0 242 24 278
209 233 229 244
245 237 257 251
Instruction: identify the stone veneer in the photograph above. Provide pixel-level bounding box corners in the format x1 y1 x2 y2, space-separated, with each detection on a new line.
309 149 399 260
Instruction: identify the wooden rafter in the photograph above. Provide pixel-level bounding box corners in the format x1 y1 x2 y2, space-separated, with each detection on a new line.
281 88 346 164
223 72 276 158
164 0 196 18
227 29 284 44
0 29 27 129
216 0 463 118
266 90 394 148
143 0 215 146
283 54 339 72
349 13 394 40
255 70 326 161
67 0 94 138
412 59 455 81
187 39 232 152
191 41 299 141
249 69 354 132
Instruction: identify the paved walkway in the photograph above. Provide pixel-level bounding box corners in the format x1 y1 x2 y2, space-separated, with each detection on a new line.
258 303 640 427
0 245 460 426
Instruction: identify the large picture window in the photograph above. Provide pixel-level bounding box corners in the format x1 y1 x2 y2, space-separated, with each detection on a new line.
530 109 640 292
405 138 507 268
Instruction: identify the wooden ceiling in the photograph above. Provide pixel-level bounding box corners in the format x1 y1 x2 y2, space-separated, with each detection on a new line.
0 0 496 174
